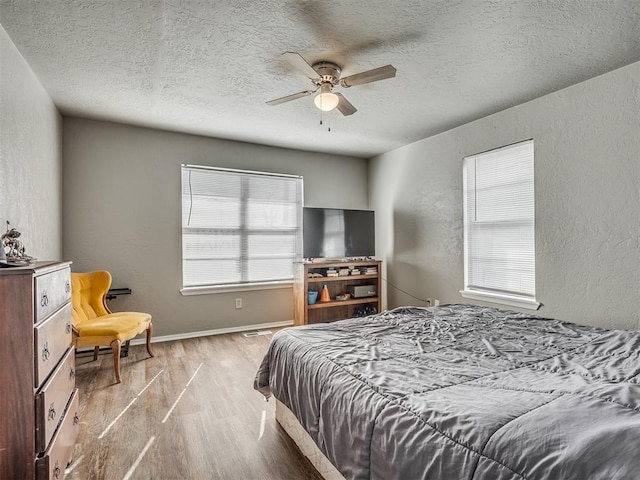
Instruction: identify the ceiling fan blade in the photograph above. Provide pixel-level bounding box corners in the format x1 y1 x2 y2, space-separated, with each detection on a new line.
282 51 319 80
339 64 396 87
335 93 357 116
266 89 316 106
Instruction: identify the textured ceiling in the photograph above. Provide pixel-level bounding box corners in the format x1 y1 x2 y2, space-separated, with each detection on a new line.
1 0 639 158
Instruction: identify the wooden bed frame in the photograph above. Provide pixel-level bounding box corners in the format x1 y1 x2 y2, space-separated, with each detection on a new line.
275 399 346 480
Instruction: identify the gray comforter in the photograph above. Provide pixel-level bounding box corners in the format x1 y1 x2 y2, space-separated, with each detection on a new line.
254 304 640 480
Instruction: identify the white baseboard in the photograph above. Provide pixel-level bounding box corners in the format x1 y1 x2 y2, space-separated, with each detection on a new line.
127 319 294 346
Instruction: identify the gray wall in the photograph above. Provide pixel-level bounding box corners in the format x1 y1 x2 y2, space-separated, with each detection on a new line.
370 61 640 330
6 14 638 334
63 118 369 337
0 25 62 259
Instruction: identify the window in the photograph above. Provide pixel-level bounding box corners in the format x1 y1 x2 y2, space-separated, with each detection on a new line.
181 165 303 292
461 140 539 310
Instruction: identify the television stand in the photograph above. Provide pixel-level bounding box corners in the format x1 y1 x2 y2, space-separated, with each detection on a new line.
293 260 382 325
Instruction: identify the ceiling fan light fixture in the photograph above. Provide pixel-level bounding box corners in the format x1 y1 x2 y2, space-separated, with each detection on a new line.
314 84 339 112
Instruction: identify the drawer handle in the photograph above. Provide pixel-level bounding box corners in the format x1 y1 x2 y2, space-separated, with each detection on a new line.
40 291 49 307
65 280 71 293
48 403 56 421
66 321 72 334
42 342 50 361
53 461 61 479
73 412 80 425
69 367 76 380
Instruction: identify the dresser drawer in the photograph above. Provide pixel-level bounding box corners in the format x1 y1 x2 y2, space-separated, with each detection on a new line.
36 388 79 480
35 347 76 453
35 267 71 324
34 303 72 388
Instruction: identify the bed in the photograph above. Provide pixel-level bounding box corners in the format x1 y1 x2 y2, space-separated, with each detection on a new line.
254 304 640 480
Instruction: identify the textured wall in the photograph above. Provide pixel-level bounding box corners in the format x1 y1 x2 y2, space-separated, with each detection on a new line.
62 118 369 337
0 25 62 260
370 61 640 330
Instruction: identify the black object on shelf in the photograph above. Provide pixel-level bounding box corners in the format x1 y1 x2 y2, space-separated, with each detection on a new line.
353 305 377 318
106 287 132 300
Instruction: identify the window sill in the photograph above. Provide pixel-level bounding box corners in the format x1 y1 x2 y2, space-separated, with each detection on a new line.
459 289 540 311
181 281 293 296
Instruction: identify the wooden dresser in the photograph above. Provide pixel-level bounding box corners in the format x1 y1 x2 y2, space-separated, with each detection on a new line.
0 261 79 480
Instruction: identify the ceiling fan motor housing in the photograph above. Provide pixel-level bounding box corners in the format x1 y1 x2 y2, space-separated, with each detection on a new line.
312 62 341 85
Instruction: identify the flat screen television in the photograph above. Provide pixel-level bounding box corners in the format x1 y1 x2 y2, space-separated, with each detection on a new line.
303 207 375 259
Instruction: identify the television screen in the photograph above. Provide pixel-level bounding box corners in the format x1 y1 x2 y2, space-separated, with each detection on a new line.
303 207 375 259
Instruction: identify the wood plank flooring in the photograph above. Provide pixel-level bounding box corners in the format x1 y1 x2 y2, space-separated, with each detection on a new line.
66 330 323 480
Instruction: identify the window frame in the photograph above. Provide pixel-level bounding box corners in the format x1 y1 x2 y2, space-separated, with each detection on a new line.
460 140 540 310
180 165 303 295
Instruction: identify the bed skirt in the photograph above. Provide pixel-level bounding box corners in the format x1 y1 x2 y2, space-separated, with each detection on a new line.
275 399 346 480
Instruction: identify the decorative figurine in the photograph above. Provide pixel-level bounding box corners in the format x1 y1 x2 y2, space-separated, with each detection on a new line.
1 221 35 264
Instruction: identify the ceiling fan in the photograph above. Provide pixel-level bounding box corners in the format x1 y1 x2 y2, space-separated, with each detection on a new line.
266 52 396 116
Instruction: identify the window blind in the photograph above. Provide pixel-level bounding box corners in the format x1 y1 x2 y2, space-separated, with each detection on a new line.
181 165 302 288
462 140 536 303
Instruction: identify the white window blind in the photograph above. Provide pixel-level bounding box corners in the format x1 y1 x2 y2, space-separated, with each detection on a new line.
181 165 302 289
462 140 538 309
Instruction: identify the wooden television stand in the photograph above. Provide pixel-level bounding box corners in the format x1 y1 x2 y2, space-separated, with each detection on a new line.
293 260 382 326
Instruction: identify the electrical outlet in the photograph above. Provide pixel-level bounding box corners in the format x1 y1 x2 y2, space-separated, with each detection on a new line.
235 298 242 309
434 299 440 307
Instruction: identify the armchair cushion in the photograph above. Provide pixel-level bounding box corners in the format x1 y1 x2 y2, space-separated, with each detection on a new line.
71 270 111 325
73 312 152 348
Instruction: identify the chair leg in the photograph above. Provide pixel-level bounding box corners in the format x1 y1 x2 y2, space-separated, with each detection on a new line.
111 339 122 384
93 346 100 361
146 322 154 358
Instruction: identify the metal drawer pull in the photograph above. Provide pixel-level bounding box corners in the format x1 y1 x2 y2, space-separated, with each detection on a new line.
66 321 72 334
42 342 50 361
73 412 80 425
65 280 71 293
40 291 49 307
53 461 61 479
48 403 56 421
69 367 76 380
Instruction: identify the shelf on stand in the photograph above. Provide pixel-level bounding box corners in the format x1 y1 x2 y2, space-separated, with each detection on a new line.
307 273 378 283
308 297 379 309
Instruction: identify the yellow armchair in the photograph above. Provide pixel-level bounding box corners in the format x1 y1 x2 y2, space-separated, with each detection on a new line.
71 271 154 383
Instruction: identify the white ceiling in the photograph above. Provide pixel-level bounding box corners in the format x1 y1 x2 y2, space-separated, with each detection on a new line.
1 1 639 158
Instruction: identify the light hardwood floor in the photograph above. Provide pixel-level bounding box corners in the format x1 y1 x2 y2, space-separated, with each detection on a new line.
66 330 323 480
